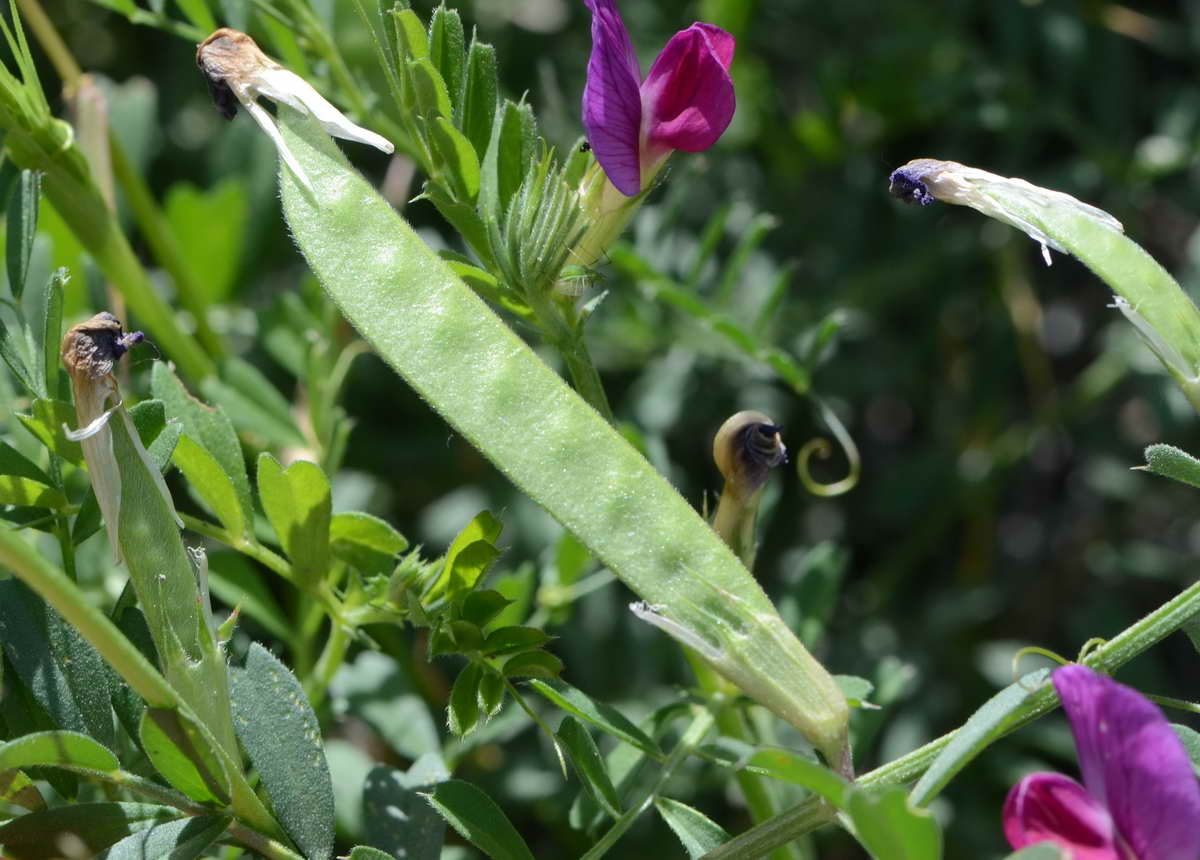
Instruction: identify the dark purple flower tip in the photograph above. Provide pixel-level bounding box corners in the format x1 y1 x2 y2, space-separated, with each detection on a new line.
1003 772 1120 859
889 167 934 206
641 22 735 154
1054 665 1200 860
582 0 643 196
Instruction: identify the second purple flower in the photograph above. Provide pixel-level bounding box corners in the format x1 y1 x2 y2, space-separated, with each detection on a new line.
582 0 735 197
1003 665 1200 860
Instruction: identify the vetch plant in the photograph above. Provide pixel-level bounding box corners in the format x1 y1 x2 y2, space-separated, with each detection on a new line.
4 2 1200 859
1003 665 1200 860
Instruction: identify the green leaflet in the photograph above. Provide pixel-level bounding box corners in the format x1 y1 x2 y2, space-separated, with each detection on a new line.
0 802 181 860
425 779 533 860
230 643 335 860
654 797 730 858
0 730 119 771
276 107 849 765
256 453 332 588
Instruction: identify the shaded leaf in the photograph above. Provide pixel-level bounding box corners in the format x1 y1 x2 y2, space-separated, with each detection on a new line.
910 670 1050 806
98 814 228 860
140 708 231 805
458 38 496 159
38 268 66 398
173 434 245 537
526 680 659 757
0 767 44 811
6 169 39 299
654 796 730 858
16 399 83 466
0 580 114 748
448 662 483 736
427 4 465 108
230 642 334 860
557 716 621 817
0 802 179 860
330 511 409 577
424 779 534 860
363 755 449 860
846 786 942 860
481 625 549 658
459 590 511 629
502 650 563 680
0 440 53 486
151 362 253 532
331 652 441 760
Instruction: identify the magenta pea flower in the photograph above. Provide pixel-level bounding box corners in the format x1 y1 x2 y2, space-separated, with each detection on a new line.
1003 665 1200 860
581 0 735 197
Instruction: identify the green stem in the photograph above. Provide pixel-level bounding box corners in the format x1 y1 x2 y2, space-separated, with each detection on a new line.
179 514 293 582
707 575 1200 858
14 0 80 87
302 614 351 708
685 651 797 860
580 707 716 860
108 135 228 359
559 334 615 424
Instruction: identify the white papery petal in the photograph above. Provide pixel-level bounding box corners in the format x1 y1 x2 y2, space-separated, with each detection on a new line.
243 99 314 194
255 68 394 154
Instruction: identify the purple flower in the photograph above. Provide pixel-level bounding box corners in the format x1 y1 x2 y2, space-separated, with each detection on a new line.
582 0 735 196
1003 665 1200 860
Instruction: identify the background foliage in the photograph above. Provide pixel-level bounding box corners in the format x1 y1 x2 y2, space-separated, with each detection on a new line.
6 0 1200 856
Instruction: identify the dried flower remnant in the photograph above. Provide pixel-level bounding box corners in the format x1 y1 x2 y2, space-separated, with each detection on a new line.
1003 665 1200 860
889 158 1124 266
61 312 179 563
196 28 393 192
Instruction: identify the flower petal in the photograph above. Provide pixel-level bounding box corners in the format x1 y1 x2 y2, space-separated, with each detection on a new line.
255 67 394 154
582 0 644 196
1055 665 1200 860
641 22 735 153
1003 772 1121 860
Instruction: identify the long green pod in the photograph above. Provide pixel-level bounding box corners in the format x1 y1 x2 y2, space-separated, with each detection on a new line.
277 109 849 767
890 159 1200 411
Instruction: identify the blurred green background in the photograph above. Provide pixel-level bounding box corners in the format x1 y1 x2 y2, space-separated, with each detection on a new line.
28 0 1200 855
